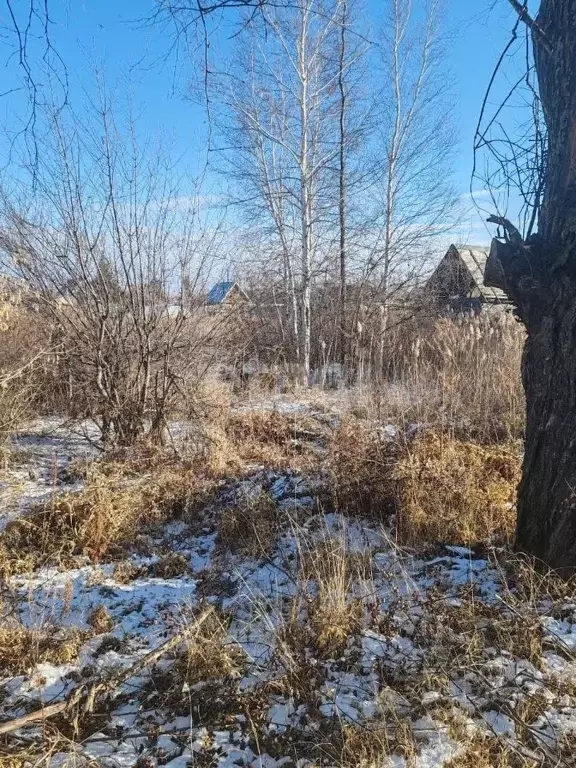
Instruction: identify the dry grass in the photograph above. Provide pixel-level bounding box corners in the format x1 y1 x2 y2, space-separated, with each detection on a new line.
178 610 246 687
113 559 142 584
0 477 150 572
304 538 363 656
445 736 539 767
329 416 398 520
0 407 324 576
333 717 423 767
380 312 526 443
269 523 368 660
0 459 210 575
417 588 545 670
87 604 114 634
223 409 327 469
337 724 395 767
152 552 190 578
218 491 278 558
0 621 88 675
196 404 327 476
394 431 521 547
329 418 520 547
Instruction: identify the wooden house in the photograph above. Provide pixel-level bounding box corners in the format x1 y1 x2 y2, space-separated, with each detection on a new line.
425 244 510 313
206 281 250 309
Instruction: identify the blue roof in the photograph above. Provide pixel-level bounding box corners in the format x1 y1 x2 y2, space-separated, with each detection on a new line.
207 281 236 305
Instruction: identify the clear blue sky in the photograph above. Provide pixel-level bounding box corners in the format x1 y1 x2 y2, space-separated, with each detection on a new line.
1 0 529 247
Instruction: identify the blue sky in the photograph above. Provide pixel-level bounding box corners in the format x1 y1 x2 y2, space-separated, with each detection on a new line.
1 0 529 248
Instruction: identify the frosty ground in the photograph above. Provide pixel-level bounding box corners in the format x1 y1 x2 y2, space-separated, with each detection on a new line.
1 397 576 767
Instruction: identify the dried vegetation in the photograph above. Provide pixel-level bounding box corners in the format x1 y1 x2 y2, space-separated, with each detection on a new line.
218 491 279 557
0 314 558 767
394 431 521 547
0 620 89 676
0 463 199 574
329 417 521 547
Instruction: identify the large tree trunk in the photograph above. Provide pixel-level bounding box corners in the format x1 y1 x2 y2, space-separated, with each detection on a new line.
485 0 576 575
487 241 576 576
517 279 576 575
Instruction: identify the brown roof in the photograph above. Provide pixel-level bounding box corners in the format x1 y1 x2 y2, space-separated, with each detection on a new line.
427 244 508 303
454 245 507 302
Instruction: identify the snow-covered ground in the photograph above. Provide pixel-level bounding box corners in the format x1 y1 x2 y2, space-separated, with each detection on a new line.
0 419 100 530
1 405 576 767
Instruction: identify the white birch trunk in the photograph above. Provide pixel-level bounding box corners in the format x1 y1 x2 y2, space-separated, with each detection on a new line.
298 0 313 385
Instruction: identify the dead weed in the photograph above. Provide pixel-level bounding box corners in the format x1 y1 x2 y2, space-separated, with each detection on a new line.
178 610 246 687
0 461 209 574
218 492 278 558
329 416 398 519
224 409 326 469
0 622 88 675
305 540 363 656
87 604 114 634
445 735 539 767
394 431 521 547
152 552 190 578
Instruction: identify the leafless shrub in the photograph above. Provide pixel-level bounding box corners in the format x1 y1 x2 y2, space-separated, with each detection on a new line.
0 104 231 447
0 287 54 439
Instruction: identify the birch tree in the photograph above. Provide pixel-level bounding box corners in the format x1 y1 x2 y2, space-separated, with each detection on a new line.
221 0 346 382
370 0 457 336
330 0 372 371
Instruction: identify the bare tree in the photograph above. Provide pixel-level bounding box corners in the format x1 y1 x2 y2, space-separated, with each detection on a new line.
0 100 224 446
219 0 347 382
331 0 371 373
222 39 302 369
479 0 576 575
370 0 457 342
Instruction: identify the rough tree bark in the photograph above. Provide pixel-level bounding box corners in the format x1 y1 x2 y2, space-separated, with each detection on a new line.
485 0 576 575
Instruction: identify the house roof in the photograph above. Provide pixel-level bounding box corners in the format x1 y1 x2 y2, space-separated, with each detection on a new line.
207 281 236 305
206 281 250 306
454 245 507 302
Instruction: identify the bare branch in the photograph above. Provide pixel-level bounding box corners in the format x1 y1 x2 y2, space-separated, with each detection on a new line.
506 0 552 53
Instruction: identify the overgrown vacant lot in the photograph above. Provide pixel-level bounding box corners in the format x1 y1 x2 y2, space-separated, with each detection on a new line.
1 395 575 768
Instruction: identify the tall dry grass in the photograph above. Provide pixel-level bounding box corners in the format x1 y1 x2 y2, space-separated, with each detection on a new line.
329 418 521 547
329 416 398 519
377 311 525 442
0 293 54 439
394 431 521 547
0 457 213 574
